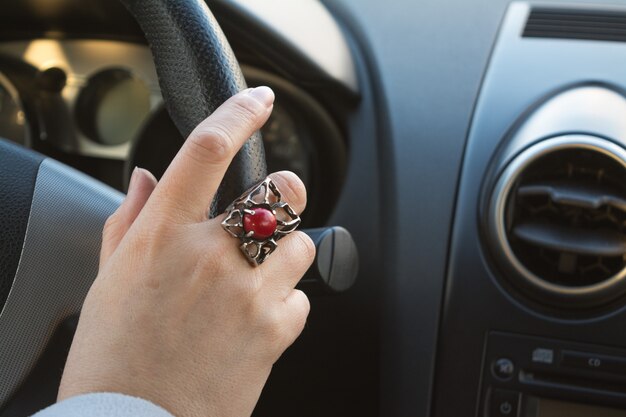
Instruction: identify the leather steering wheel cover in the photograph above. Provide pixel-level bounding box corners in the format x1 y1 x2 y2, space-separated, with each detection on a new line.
119 0 267 215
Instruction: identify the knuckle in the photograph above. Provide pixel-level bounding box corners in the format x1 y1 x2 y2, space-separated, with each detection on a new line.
291 311 308 337
147 217 176 239
208 238 232 263
196 241 264 295
290 291 311 332
259 308 288 345
230 94 265 122
293 232 316 263
186 125 234 164
138 218 182 253
294 290 311 314
229 269 262 300
272 171 306 208
197 243 229 277
102 212 120 235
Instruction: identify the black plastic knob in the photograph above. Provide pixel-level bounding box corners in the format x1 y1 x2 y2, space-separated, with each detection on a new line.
298 227 359 294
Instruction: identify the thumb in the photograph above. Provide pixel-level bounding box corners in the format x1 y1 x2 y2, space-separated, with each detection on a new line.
100 167 158 268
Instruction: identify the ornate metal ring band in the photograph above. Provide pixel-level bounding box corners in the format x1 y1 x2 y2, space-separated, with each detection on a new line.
221 177 301 266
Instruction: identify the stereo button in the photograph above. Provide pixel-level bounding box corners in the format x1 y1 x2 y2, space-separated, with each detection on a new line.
560 350 626 375
492 358 515 380
490 389 520 417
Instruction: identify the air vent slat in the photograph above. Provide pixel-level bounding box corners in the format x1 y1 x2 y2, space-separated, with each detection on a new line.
513 222 626 257
526 24 626 35
524 8 626 42
524 32 626 42
518 182 626 212
529 17 626 26
531 12 626 23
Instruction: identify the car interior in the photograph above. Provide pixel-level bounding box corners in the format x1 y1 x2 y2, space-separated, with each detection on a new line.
2 0 626 416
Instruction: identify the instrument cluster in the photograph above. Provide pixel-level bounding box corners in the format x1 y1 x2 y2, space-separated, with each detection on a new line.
0 39 346 225
0 72 28 146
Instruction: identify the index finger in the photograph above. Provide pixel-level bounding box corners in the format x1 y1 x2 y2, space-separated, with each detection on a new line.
147 87 275 222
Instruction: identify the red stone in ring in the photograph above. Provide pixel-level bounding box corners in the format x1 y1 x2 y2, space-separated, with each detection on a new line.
243 207 277 240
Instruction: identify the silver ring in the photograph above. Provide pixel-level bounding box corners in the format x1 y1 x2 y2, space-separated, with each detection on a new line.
221 177 301 266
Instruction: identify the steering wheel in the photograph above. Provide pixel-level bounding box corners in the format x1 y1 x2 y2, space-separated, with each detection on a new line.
0 0 266 410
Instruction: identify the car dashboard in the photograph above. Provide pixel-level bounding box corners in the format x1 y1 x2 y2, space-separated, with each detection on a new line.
0 36 348 227
6 0 626 417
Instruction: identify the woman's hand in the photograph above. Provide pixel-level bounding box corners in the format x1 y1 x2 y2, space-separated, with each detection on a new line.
57 87 315 417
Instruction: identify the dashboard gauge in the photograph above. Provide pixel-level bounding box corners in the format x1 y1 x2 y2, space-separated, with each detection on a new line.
244 66 347 226
129 66 346 226
261 104 310 187
128 101 313 190
76 68 151 146
0 72 29 146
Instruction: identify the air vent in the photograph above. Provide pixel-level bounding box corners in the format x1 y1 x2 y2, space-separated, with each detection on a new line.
488 136 626 308
523 8 626 43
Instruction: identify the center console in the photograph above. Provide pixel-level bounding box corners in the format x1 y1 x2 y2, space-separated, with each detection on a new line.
482 333 626 416
433 3 626 416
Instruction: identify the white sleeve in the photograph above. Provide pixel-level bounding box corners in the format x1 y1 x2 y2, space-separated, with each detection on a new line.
32 393 175 417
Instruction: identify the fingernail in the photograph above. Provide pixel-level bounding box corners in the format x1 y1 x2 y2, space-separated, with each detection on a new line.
127 166 140 195
247 86 275 107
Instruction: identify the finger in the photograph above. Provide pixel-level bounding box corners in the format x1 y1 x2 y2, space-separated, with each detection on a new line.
268 171 307 216
203 170 308 271
149 87 275 222
188 222 313 299
258 172 311 289
281 289 310 346
190 170 308 286
259 230 316 292
100 168 158 268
